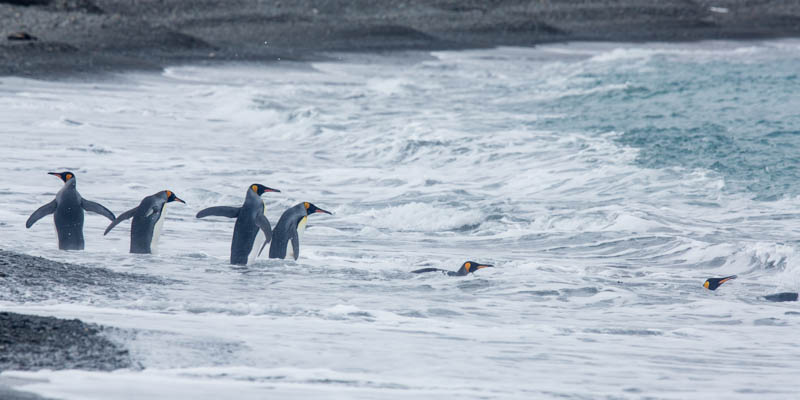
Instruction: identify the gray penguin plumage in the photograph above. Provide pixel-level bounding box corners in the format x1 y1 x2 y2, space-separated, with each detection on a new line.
196 184 279 265
104 190 186 254
26 172 115 250
268 202 331 260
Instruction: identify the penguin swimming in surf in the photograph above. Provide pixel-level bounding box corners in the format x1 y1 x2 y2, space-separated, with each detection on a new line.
412 261 494 276
703 275 737 291
267 202 331 260
25 171 115 250
196 184 279 265
103 190 186 254
703 276 797 301
763 292 798 302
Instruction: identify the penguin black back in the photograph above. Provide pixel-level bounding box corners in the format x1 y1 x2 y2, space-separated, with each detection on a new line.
703 275 737 291
764 292 799 302
196 184 279 265
104 190 185 254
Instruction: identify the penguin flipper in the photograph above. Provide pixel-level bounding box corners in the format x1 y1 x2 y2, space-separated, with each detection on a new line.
144 205 162 218
104 206 138 235
256 214 273 243
26 200 57 228
257 238 269 257
291 231 300 261
255 214 273 257
82 199 116 221
411 267 448 274
196 206 240 219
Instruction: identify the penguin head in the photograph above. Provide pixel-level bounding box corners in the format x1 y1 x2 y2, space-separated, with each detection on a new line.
164 190 186 204
703 275 737 291
48 171 75 183
304 202 332 215
456 261 494 276
251 184 280 196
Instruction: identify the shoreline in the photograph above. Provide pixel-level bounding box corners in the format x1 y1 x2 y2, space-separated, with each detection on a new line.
2 0 800 79
0 249 162 397
0 311 132 400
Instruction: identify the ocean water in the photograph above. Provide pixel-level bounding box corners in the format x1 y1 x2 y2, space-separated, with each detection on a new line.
1 40 800 399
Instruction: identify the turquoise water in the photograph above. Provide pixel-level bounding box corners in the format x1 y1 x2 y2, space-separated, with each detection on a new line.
531 43 800 200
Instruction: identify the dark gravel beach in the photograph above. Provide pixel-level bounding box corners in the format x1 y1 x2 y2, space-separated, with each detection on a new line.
0 312 133 372
2 0 800 77
0 249 171 303
0 312 132 400
0 249 164 395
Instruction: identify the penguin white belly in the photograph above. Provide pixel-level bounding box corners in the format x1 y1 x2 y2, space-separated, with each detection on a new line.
287 216 307 259
150 204 167 255
247 202 267 264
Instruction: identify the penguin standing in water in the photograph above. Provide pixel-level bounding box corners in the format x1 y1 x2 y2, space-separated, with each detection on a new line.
267 202 331 260
412 261 494 276
103 190 186 254
26 172 115 250
196 184 279 265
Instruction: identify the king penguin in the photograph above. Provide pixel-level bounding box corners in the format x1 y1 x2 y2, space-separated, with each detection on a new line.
703 275 737 291
25 171 116 250
196 184 279 265
267 202 331 260
103 190 186 254
412 261 494 276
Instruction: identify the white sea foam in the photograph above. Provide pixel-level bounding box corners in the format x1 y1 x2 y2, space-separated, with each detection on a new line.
358 203 484 232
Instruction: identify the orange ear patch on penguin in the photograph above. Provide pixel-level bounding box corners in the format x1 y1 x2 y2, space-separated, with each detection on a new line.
304 202 310 209
464 262 472 272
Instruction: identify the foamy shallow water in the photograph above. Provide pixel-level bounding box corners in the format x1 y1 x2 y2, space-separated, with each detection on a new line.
2 40 800 399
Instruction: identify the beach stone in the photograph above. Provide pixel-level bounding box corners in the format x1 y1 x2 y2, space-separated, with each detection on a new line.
0 312 133 371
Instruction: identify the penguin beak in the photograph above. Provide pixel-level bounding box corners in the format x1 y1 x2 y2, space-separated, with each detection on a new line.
719 275 736 284
48 172 68 182
174 197 186 204
477 264 494 270
315 208 332 215
265 187 281 193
